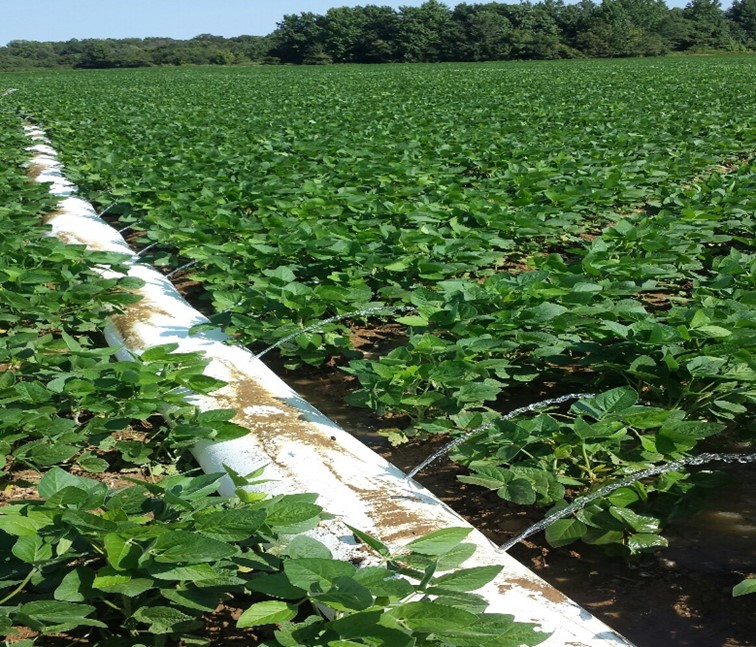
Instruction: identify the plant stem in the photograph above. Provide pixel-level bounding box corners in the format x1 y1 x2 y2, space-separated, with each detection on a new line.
0 567 36 605
581 443 595 479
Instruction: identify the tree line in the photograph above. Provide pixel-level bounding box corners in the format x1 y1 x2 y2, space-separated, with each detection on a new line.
2 0 754 70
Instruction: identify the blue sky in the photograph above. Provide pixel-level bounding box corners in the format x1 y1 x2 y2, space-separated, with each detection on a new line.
1 0 701 46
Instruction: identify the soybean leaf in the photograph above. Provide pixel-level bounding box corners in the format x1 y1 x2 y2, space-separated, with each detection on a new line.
404 528 472 556
237 600 298 628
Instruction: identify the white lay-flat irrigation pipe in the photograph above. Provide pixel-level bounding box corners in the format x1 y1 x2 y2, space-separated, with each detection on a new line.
22 119 634 647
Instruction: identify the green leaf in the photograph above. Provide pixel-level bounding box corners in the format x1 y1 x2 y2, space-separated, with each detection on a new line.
434 612 544 646
497 478 537 505
435 542 478 570
285 535 332 559
544 519 587 547
397 315 429 327
522 302 568 322
454 381 502 404
386 600 478 632
328 610 414 646
13 381 52 403
601 320 631 338
237 601 298 628
458 466 510 490
92 571 154 597
38 467 94 500
626 533 669 552
131 605 200 634
274 615 327 646
590 388 638 415
713 400 747 414
686 355 726 377
733 578 756 597
16 601 106 633
149 530 237 563
161 586 225 612
607 487 641 508
104 533 140 571
353 567 414 599
315 575 374 611
195 508 266 541
404 527 472 556
247 572 308 600
45 485 99 509
12 535 53 564
609 507 661 533
346 524 390 557
139 343 180 362
0 510 54 536
426 590 489 614
76 453 110 473
55 568 94 602
658 420 723 450
184 374 226 392
283 558 355 590
265 498 322 533
432 565 503 592
147 562 221 581
693 325 732 338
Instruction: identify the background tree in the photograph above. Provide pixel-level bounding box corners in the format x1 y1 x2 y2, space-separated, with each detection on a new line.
269 12 329 64
397 0 455 62
321 6 368 63
450 3 514 60
491 2 565 59
681 0 735 49
0 0 748 69
727 0 756 48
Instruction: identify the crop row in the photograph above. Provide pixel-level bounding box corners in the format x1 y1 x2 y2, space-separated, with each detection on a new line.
4 57 755 556
0 95 543 646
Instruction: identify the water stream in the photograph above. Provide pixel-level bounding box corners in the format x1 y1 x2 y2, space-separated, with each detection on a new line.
405 393 595 480
253 304 414 360
499 452 756 552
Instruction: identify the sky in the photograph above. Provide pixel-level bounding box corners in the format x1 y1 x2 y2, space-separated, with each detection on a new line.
1 0 701 46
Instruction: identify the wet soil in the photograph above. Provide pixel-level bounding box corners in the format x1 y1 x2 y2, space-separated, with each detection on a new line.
278 361 756 647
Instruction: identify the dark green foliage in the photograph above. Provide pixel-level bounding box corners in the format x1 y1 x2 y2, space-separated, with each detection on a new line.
3 56 754 560
1 0 754 71
728 0 756 48
0 469 543 645
0 102 544 645
681 0 736 49
7 58 750 555
0 111 248 474
0 35 273 71
269 0 754 62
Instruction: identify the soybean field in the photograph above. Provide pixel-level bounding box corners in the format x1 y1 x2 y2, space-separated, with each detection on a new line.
4 56 756 557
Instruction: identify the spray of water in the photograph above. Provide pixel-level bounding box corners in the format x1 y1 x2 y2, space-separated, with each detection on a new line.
499 451 756 552
136 241 160 257
405 393 595 480
166 259 199 279
97 201 117 218
253 305 415 360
